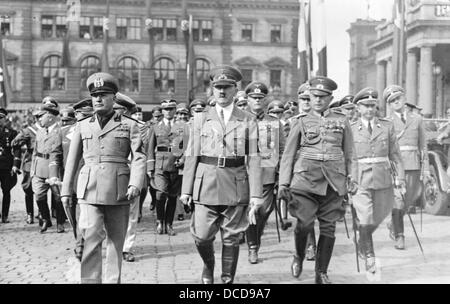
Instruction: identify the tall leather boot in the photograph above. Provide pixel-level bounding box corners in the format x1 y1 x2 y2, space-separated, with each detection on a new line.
392 209 405 250
305 228 316 261
246 224 259 264
196 241 215 284
221 245 239 284
359 225 376 272
291 228 309 278
165 196 177 236
315 235 335 284
155 196 166 234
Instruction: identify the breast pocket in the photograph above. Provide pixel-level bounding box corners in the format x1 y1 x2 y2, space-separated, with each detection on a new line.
115 132 130 151
236 173 250 204
117 166 131 201
76 167 90 199
81 132 93 151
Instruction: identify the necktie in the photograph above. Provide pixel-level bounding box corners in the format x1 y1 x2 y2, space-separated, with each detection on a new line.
368 121 372 135
401 113 406 124
220 109 225 125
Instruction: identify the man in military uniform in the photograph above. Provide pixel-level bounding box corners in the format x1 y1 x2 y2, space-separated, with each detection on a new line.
190 99 207 115
278 76 355 284
351 87 405 273
0 108 18 223
175 103 190 123
235 91 249 112
147 99 183 236
384 85 430 250
244 81 285 264
147 106 163 212
267 100 285 120
74 98 94 120
60 107 76 127
180 64 263 284
31 97 65 232
60 72 146 284
12 110 44 224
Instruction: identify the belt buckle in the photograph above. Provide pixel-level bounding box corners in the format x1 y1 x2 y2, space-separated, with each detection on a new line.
217 157 226 168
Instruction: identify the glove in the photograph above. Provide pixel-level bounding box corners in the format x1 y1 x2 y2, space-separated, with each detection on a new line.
347 176 358 195
248 198 263 225
126 185 140 200
278 185 292 202
61 196 72 209
395 178 406 195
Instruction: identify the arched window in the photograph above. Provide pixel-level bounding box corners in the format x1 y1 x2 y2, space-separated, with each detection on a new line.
195 58 210 93
42 55 65 90
117 56 139 92
80 56 100 89
153 57 175 92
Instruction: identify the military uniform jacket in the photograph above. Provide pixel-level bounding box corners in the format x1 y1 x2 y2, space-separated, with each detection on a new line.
279 109 354 196
30 123 63 179
61 122 83 192
147 119 182 173
253 112 285 185
61 113 146 205
12 124 40 172
181 106 263 206
389 112 429 172
351 118 405 190
0 125 18 171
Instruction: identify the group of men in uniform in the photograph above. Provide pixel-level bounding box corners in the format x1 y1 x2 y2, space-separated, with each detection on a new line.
0 61 433 285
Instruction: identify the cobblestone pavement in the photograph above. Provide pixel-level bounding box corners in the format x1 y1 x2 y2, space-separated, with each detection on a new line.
1 181 450 284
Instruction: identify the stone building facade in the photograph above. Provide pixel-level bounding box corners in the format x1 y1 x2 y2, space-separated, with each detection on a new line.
0 0 302 111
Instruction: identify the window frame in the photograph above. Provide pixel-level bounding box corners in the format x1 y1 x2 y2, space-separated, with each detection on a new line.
116 56 140 93
0 16 11 36
153 57 175 92
241 23 253 42
42 55 66 91
194 58 211 93
270 24 281 43
80 55 101 90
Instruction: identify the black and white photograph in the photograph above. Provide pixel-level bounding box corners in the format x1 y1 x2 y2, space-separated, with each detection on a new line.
1 0 450 289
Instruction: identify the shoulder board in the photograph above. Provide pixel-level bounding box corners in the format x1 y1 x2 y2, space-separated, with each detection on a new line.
78 114 93 122
122 114 139 123
350 121 358 126
330 108 345 115
293 113 307 119
378 117 391 122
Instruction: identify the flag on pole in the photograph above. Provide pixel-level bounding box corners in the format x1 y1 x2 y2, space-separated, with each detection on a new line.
0 32 12 108
101 0 110 72
391 0 406 86
182 0 195 103
312 0 327 76
297 0 310 84
145 0 154 67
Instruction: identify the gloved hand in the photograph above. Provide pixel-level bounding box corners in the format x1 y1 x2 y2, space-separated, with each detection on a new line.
248 198 263 225
347 176 358 195
126 185 140 200
278 185 292 202
395 178 406 195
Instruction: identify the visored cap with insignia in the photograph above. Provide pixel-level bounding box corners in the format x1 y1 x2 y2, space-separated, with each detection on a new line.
0 107 8 118
208 96 216 106
86 72 119 95
308 76 337 96
268 100 285 113
73 97 93 113
115 92 136 110
190 98 207 112
297 82 310 99
339 94 355 109
176 102 189 114
161 99 177 109
151 106 163 117
245 81 268 98
383 84 405 104
209 64 242 86
60 107 76 121
41 96 60 115
354 87 378 106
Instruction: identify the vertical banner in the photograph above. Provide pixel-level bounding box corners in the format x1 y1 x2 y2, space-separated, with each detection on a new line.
101 0 110 72
311 0 327 77
391 0 406 86
145 0 154 68
297 0 310 84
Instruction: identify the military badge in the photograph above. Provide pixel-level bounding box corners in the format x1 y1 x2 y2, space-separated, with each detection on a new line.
94 77 104 88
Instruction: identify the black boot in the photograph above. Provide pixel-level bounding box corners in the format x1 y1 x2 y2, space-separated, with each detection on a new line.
196 242 215 284
221 245 239 284
246 224 259 264
292 229 309 278
315 235 335 284
305 229 316 261
392 209 405 250
156 220 164 234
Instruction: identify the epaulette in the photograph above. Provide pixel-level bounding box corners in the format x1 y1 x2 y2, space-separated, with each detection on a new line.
378 117 390 122
293 113 308 119
350 120 358 126
78 114 93 122
122 114 139 123
330 108 345 115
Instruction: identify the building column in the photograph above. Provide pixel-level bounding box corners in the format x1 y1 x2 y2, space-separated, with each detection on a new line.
376 61 387 116
419 45 433 116
406 50 417 105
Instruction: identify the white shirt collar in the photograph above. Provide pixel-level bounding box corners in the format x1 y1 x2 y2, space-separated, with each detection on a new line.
163 117 174 127
216 103 234 125
360 117 375 129
47 122 57 133
394 110 407 119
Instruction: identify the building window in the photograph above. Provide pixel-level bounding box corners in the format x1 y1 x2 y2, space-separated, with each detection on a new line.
193 20 213 42
270 24 281 43
195 58 210 93
166 19 177 41
154 57 175 92
117 57 139 93
153 19 164 41
128 18 141 40
41 15 54 38
241 24 253 41
41 15 67 38
269 69 282 91
241 69 253 89
116 17 127 39
79 17 104 39
42 55 65 91
0 16 11 36
55 16 67 38
80 56 100 89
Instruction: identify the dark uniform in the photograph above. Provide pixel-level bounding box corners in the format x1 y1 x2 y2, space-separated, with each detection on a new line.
244 82 285 264
0 108 18 223
278 76 354 284
181 65 263 284
11 118 42 224
147 106 163 212
147 99 183 236
351 87 405 273
61 72 146 284
384 85 429 250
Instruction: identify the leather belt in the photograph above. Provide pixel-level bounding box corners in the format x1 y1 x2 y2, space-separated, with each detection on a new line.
84 155 130 164
299 151 343 161
156 146 172 152
36 152 50 159
357 156 389 164
200 156 245 168
400 146 418 151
